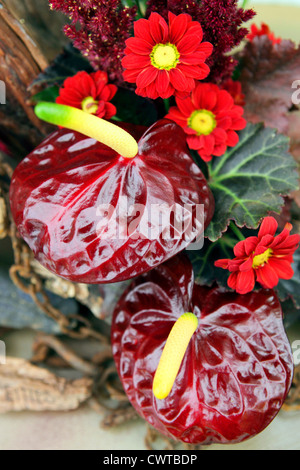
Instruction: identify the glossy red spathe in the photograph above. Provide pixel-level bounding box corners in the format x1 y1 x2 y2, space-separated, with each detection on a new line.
9 120 214 284
111 253 293 445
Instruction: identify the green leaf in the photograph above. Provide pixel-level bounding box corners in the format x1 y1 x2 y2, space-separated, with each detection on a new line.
32 85 59 104
206 123 299 241
111 87 158 126
187 238 232 287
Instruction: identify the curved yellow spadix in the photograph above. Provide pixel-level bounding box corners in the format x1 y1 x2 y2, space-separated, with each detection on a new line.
35 102 139 159
153 312 198 400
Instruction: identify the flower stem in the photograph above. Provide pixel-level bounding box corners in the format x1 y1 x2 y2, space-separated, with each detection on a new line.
163 98 170 113
229 221 245 242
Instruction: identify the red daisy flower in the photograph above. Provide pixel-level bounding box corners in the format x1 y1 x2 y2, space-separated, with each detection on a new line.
215 217 300 295
221 78 245 107
122 12 213 100
247 23 281 45
165 82 246 162
56 70 117 119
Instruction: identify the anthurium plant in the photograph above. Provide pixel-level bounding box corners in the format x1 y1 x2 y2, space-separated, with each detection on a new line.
9 0 300 446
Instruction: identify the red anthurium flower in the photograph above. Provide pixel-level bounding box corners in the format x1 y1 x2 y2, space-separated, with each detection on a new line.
166 82 246 162
215 216 300 295
122 12 213 99
56 70 117 119
247 23 281 45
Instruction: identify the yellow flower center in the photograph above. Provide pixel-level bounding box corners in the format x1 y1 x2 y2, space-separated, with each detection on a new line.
252 248 273 268
150 43 180 70
81 96 99 114
188 109 217 136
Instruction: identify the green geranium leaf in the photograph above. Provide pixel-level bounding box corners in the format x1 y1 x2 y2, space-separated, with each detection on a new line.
206 123 299 241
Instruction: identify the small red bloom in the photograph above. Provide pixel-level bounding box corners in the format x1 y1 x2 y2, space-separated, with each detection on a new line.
122 12 213 99
56 71 117 119
247 23 281 45
221 78 245 107
166 82 246 162
215 217 300 295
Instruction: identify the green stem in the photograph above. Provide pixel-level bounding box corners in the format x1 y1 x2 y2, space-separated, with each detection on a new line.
241 0 250 8
163 98 170 113
229 221 246 242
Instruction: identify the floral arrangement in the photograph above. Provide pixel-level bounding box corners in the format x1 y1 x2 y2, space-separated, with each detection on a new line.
5 0 300 448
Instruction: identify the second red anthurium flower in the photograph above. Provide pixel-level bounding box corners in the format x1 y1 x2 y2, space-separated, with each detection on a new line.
215 217 300 294
122 12 213 99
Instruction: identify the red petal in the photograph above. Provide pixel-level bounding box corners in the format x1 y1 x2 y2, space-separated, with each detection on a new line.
185 21 203 42
226 130 239 147
136 67 158 88
165 107 188 126
156 70 170 94
214 90 234 112
239 256 254 272
134 18 154 44
227 272 238 290
176 97 194 117
186 135 202 151
201 134 215 155
169 68 191 91
168 12 189 43
123 68 140 83
125 37 152 54
243 236 258 256
122 53 150 69
233 239 247 257
214 258 230 269
197 41 213 58
235 270 255 294
149 12 168 43
255 263 279 289
103 102 117 119
177 33 200 54
268 258 294 279
258 216 278 239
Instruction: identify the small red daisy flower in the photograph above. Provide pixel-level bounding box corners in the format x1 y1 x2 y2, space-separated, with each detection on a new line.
122 12 213 100
215 217 300 295
221 78 245 107
247 23 281 45
166 82 246 162
56 70 117 119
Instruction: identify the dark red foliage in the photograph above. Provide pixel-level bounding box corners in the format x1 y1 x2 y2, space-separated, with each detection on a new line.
9 120 214 284
145 0 255 84
49 0 137 84
111 253 293 445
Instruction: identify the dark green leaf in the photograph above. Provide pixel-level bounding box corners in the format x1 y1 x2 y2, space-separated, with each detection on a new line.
187 232 237 287
206 123 299 241
111 87 158 126
32 85 59 104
